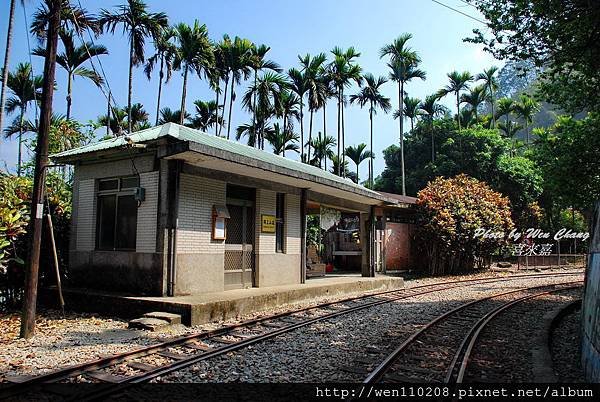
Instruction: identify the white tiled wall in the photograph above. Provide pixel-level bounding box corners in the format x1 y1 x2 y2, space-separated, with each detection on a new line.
136 171 159 252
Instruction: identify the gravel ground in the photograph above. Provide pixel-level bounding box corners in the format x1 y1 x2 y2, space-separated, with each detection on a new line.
0 266 582 381
551 308 585 382
155 271 584 383
463 288 582 383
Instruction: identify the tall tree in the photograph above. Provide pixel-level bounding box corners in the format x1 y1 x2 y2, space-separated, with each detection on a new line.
248 44 280 146
476 66 499 128
275 90 300 135
33 30 107 120
99 0 168 134
514 93 539 145
380 33 425 195
2 63 43 176
144 26 175 125
345 143 374 184
224 36 253 139
401 96 421 132
460 84 488 122
157 107 188 125
418 94 447 162
437 71 474 131
265 123 299 156
329 46 362 175
350 73 391 187
300 53 328 162
172 20 214 125
190 99 222 132
242 72 288 149
0 0 17 135
495 97 515 126
309 132 336 170
287 67 307 159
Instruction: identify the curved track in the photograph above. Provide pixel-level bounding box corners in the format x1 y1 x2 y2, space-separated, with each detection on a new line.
363 281 583 384
0 270 583 398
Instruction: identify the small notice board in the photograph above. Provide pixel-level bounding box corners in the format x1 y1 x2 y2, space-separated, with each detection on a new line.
261 214 276 233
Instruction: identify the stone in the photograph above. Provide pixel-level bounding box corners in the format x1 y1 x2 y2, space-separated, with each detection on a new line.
142 311 182 325
497 262 512 268
128 317 170 331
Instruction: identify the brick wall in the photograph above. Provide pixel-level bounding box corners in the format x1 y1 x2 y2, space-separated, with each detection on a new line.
285 193 301 255
136 171 159 252
177 173 226 254
76 178 96 251
255 189 276 254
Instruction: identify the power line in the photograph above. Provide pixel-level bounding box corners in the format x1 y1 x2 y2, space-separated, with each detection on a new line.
431 0 488 25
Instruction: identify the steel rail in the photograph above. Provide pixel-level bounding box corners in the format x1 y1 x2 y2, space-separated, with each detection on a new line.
0 271 583 397
362 280 583 384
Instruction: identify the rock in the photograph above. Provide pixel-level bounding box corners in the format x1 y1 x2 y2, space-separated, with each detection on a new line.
142 312 182 325
128 317 170 331
497 262 512 268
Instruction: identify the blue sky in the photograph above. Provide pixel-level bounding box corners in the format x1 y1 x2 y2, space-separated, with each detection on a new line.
0 0 498 180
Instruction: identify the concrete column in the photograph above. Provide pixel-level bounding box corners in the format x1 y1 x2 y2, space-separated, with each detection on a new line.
300 189 307 284
360 212 372 277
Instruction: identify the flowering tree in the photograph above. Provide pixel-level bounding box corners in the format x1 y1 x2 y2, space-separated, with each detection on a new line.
416 174 514 275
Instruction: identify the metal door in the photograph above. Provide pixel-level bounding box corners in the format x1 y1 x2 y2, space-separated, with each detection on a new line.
224 200 255 290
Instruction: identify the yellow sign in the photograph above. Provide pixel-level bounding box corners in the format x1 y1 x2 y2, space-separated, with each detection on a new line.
261 214 276 233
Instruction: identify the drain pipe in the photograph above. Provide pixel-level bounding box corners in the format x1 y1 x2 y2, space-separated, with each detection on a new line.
167 160 182 296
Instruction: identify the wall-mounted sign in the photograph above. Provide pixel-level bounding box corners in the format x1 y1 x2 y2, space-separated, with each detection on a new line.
261 214 276 233
212 205 230 240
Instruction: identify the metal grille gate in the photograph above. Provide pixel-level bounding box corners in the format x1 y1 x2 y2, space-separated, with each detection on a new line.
224 200 254 289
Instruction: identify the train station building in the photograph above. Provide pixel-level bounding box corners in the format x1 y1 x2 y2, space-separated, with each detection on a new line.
53 123 415 300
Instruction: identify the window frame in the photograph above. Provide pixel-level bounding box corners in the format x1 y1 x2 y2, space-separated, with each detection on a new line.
95 176 139 251
275 193 285 253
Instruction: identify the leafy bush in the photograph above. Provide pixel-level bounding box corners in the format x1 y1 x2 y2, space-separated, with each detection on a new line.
0 173 71 309
415 174 514 275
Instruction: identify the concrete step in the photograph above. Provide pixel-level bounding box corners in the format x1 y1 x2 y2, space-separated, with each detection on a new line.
142 311 182 325
128 317 171 331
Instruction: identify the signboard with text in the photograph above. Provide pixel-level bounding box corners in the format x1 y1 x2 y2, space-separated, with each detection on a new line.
261 214 276 233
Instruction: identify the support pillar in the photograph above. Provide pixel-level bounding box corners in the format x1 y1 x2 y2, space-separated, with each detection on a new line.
300 189 307 284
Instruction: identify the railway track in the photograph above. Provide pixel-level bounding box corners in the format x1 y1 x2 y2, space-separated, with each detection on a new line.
363 281 583 384
0 270 583 399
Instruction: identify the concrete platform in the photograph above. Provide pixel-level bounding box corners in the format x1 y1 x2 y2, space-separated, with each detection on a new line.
42 274 404 326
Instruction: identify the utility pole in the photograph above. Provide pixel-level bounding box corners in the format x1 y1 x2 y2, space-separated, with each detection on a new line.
20 0 61 339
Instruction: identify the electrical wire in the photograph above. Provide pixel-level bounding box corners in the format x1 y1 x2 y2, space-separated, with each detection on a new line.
430 0 488 25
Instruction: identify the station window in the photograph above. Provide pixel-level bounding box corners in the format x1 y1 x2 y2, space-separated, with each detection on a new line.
96 176 139 251
275 193 285 253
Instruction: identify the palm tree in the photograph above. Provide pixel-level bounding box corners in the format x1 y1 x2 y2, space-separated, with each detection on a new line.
99 0 168 134
437 70 473 131
190 100 222 132
401 96 420 132
460 84 488 122
495 97 515 126
0 0 17 134
300 53 328 162
381 33 425 195
515 94 539 144
349 73 391 187
172 21 213 125
242 72 288 149
476 66 499 128
275 90 300 134
329 47 362 175
214 35 231 136
287 67 307 160
144 26 176 125
158 107 189 125
309 132 336 170
224 36 253 139
2 63 43 176
345 143 373 184
329 154 355 181
419 94 447 162
265 123 299 156
33 30 107 120
248 44 281 144
97 102 149 134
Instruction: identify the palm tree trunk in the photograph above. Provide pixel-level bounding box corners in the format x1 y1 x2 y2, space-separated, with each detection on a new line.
323 103 327 170
307 110 313 162
299 99 304 161
369 107 373 188
179 64 188 125
399 81 406 195
490 87 495 129
214 81 220 136
336 90 341 176
127 38 134 134
227 76 235 140
17 106 24 177
431 120 435 162
66 71 73 120
219 73 229 136
456 92 461 131
155 56 164 126
341 89 346 177
252 69 258 147
0 0 16 134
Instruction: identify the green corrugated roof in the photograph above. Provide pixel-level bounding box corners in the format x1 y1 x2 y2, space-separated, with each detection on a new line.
52 122 386 199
